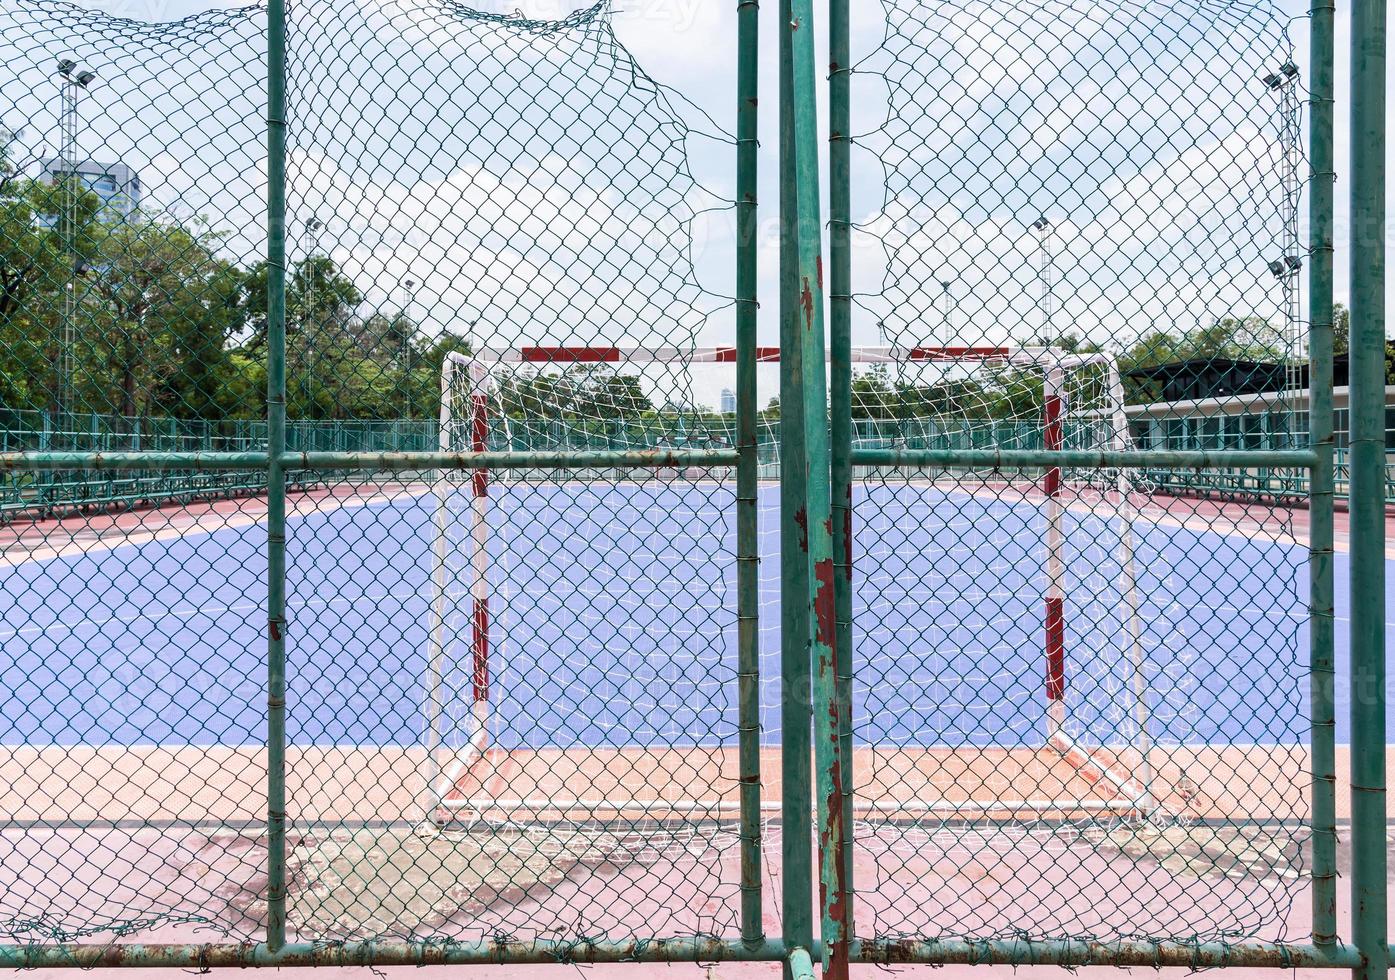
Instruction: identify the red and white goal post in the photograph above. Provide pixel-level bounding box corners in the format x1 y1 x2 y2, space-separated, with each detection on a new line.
421 345 1162 823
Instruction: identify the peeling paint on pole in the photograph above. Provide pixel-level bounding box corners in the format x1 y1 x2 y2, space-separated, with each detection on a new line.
786 0 849 975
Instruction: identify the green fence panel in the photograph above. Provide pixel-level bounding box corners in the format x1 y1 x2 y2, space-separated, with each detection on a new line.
0 0 1385 971
818 0 1377 970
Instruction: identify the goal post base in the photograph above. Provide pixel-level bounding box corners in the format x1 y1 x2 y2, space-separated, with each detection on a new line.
422 744 1181 833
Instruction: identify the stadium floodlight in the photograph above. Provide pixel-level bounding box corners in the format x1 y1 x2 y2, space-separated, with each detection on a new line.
57 59 95 88
1262 62 1299 89
1267 258 1288 278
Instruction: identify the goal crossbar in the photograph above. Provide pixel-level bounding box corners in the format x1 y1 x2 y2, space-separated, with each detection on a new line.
468 345 1117 369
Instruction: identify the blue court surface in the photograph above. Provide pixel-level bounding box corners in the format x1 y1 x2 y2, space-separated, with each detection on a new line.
1 483 1390 749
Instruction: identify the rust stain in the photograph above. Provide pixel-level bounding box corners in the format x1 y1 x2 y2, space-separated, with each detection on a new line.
794 506 809 552
268 620 281 642
813 556 836 647
822 769 851 980
816 255 823 289
12 939 789 970
842 499 853 571
872 940 918 964
800 276 815 329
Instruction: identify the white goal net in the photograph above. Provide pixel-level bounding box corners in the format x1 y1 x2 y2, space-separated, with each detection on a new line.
422 345 1177 827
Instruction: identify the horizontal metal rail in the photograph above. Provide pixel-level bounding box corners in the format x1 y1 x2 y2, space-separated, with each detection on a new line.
787 946 817 980
0 451 274 471
1 448 1317 473
284 449 741 470
0 939 1371 969
0 449 741 472
845 939 1365 970
0 938 787 969
851 448 1321 470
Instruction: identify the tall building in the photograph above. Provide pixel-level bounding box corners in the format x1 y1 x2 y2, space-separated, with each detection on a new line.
39 157 141 220
720 387 736 415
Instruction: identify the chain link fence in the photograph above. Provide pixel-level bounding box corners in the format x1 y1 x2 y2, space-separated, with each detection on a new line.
839 0 1309 947
0 0 1386 972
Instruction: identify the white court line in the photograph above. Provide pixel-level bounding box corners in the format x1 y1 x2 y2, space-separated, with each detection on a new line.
1 562 1354 645
5 484 1386 653
0 486 428 568
4 480 1380 568
0 588 429 642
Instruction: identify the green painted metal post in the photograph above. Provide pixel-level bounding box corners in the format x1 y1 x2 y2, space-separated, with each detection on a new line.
827 0 855 926
1308 0 1337 945
735 0 764 947
1348 0 1387 976
265 0 290 952
787 946 817 980
779 0 813 969
787 1 849 976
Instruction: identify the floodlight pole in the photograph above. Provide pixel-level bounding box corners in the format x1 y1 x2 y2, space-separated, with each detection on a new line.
302 216 322 417
1032 217 1053 347
401 276 417 423
940 279 953 343
55 60 93 423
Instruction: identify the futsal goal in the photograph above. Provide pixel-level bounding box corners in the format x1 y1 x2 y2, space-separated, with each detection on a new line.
421 345 1168 827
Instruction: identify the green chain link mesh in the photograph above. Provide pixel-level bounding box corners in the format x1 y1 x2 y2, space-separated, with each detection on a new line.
843 0 1310 946
0 0 273 944
0 0 1355 963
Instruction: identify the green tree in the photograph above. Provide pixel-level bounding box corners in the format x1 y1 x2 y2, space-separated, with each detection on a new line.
401 330 471 420
0 173 101 411
1332 302 1349 355
850 364 897 419
580 370 652 418
86 215 248 419
238 255 366 418
1119 315 1290 403
239 254 361 352
1121 316 1287 373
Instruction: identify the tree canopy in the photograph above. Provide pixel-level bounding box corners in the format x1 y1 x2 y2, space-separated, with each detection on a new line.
1 151 1383 433
0 159 472 426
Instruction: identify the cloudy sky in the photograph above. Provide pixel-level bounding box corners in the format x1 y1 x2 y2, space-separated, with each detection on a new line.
7 0 1388 410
